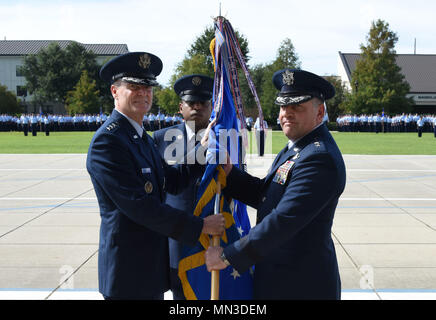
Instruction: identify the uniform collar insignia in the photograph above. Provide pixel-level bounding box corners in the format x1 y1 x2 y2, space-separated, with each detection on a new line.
106 122 119 131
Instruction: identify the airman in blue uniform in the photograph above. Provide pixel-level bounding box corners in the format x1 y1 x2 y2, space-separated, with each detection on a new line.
417 116 424 137
433 116 436 138
205 69 346 300
153 74 213 300
86 52 225 300
20 114 29 136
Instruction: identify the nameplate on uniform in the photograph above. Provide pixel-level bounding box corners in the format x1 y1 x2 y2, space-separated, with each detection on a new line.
273 160 295 185
141 168 151 174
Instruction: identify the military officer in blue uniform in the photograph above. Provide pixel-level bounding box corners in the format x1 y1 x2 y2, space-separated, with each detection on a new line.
20 114 29 136
205 69 346 300
86 52 225 300
153 74 213 300
30 114 38 136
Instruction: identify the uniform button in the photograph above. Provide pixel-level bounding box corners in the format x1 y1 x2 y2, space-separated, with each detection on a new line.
262 196 266 202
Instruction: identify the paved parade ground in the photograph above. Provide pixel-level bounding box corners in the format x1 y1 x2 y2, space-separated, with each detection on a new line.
0 153 435 300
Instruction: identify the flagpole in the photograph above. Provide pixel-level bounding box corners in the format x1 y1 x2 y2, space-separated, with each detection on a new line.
211 181 221 300
211 5 222 301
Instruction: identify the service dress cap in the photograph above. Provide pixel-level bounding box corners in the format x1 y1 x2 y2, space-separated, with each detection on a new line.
100 52 162 86
174 74 214 102
272 69 335 106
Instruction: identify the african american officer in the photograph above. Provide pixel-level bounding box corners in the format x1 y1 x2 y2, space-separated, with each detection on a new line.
153 74 213 300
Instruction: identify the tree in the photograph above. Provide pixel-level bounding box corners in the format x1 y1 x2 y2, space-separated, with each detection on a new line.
241 63 266 118
65 70 100 115
324 76 348 122
187 25 249 68
260 38 301 123
20 42 101 106
344 19 412 114
274 38 301 68
174 53 214 81
154 86 179 114
0 84 21 114
156 54 215 114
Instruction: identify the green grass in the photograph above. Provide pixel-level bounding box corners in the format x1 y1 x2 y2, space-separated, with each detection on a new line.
0 130 435 155
330 132 436 155
267 131 436 155
0 132 95 153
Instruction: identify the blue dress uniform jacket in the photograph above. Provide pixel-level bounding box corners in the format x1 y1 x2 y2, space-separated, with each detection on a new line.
86 110 204 299
223 123 346 300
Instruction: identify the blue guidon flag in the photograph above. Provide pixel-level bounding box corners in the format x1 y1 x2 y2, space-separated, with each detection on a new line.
177 16 265 300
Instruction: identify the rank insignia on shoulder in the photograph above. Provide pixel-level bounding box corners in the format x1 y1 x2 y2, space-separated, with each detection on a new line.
144 181 153 194
273 160 295 185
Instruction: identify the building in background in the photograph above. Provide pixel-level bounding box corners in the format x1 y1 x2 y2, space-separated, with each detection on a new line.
0 40 128 114
338 52 436 113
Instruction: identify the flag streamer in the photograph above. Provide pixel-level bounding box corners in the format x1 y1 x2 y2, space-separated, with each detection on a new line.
178 16 265 300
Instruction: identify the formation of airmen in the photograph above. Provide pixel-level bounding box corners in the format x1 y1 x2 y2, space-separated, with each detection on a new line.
3 111 436 137
142 112 183 131
336 113 436 136
0 112 184 136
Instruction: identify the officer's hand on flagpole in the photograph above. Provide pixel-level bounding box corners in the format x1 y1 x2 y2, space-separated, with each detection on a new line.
205 246 227 272
202 214 225 236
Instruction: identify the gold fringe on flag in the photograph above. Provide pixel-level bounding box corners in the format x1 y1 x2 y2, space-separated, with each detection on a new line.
210 38 216 71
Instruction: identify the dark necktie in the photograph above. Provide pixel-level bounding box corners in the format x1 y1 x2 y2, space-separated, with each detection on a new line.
142 131 161 170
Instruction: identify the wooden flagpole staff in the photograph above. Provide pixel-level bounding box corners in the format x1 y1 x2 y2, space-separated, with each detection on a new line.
211 181 221 300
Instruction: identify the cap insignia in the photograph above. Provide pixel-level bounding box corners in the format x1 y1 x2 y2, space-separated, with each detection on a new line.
192 76 202 86
139 54 151 70
282 70 294 85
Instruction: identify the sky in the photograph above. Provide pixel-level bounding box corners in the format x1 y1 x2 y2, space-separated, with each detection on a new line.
1 0 436 86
